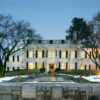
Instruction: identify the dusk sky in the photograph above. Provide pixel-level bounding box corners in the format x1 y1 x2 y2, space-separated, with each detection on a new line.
0 0 100 39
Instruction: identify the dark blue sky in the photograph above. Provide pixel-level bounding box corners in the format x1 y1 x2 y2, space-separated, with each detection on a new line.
0 0 100 39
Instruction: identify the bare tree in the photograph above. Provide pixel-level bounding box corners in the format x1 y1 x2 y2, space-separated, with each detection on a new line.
0 14 41 76
83 12 100 70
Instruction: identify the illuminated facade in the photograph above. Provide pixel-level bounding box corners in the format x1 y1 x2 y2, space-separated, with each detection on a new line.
6 40 98 71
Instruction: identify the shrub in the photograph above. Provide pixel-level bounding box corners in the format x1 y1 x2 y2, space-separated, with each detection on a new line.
38 40 42 43
55 68 61 72
56 69 98 76
5 69 40 76
40 68 45 73
49 40 53 44
61 40 65 44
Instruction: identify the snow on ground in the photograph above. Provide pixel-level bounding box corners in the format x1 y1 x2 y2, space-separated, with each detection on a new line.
23 81 75 83
0 76 17 82
0 75 28 82
57 73 100 82
0 74 100 83
83 75 100 82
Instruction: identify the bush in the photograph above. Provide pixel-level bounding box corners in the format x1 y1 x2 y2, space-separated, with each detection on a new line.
55 68 61 72
61 40 65 44
49 40 53 44
55 69 98 76
5 69 40 76
38 40 42 43
40 68 45 73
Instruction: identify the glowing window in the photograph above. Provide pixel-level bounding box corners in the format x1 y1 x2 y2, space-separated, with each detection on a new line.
62 51 66 58
38 50 42 58
9 46 12 50
48 51 55 58
37 62 42 69
19 67 25 70
71 50 75 58
70 63 74 70
19 56 23 62
20 46 23 51
9 67 13 71
91 65 95 70
29 51 33 58
9 56 13 62
28 63 33 69
61 63 65 70
80 65 85 70
15 46 17 51
80 51 85 58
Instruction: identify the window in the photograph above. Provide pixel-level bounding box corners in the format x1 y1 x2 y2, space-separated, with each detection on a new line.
70 63 74 70
80 65 85 70
38 62 42 69
19 56 23 61
91 65 95 70
15 46 17 51
80 51 85 58
20 46 23 51
28 62 33 69
9 46 12 50
48 51 55 58
71 50 75 58
62 51 66 58
9 67 13 71
61 63 65 70
9 56 13 62
38 50 42 58
29 51 33 58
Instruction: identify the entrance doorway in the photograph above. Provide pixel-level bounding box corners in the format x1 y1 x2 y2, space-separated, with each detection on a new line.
49 64 54 72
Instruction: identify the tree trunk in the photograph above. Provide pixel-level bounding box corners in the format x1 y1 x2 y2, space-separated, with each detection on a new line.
0 59 7 77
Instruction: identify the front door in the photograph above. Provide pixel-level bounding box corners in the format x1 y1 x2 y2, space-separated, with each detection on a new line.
49 64 54 72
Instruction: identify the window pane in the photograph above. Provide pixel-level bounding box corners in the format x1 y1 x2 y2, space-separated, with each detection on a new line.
48 51 55 58
9 46 12 50
80 65 85 70
9 56 13 61
19 56 23 61
9 67 13 71
38 62 42 69
70 63 74 70
61 63 65 70
62 51 66 58
80 51 85 58
71 50 75 58
15 46 17 51
38 50 42 58
28 62 33 69
91 65 95 70
29 51 33 58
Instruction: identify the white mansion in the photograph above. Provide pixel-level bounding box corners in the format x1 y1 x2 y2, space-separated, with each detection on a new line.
7 40 98 72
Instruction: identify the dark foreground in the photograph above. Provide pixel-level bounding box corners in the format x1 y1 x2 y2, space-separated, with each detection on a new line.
0 82 100 100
